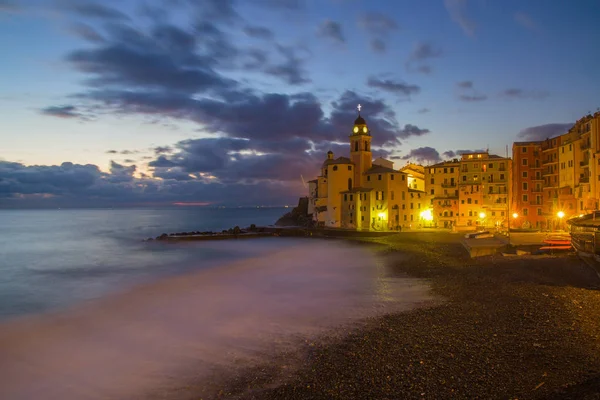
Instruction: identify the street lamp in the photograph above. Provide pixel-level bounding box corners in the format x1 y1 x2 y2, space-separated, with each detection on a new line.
512 212 519 219
557 211 565 232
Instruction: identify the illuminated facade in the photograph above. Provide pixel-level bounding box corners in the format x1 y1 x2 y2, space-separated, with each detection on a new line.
307 106 432 230
510 111 600 230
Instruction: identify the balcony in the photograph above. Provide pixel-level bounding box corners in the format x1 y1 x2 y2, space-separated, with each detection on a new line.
441 182 457 188
580 160 589 167
581 142 591 150
579 177 590 184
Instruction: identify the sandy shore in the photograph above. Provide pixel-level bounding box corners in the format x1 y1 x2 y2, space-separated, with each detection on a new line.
178 232 600 400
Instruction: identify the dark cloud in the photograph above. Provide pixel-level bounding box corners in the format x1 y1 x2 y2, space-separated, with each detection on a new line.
398 124 430 139
444 0 475 37
501 88 549 100
317 20 345 44
518 123 573 141
154 146 173 155
367 76 420 97
123 159 135 163
106 150 118 154
108 161 136 183
402 147 441 163
370 38 386 53
459 94 487 102
40 105 83 118
456 81 486 102
68 23 105 43
243 25 274 40
254 0 305 9
0 161 302 207
264 45 311 85
62 1 130 21
417 108 430 114
409 42 442 61
358 13 399 35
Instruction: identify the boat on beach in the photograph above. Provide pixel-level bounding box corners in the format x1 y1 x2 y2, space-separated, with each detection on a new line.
567 212 600 273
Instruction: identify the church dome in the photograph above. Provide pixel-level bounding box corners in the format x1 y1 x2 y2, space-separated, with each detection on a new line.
354 115 366 125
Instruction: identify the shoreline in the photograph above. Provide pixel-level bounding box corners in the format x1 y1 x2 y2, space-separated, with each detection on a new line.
173 232 600 399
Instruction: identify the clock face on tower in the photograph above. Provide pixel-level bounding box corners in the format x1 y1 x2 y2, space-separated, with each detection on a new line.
353 127 359 133
363 126 368 133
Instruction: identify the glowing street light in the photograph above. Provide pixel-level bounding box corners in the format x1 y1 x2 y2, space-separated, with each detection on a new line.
378 212 386 219
479 212 486 219
512 212 519 219
557 211 565 219
420 209 434 221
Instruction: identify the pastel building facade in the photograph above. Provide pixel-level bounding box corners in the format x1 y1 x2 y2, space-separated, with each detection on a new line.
308 110 431 230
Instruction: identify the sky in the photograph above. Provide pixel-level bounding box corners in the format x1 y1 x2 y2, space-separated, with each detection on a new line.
1 0 600 207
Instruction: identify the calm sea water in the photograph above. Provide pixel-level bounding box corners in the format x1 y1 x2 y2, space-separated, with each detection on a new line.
0 207 433 399
0 207 286 319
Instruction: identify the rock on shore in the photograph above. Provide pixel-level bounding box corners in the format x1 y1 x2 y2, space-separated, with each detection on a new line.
275 197 313 227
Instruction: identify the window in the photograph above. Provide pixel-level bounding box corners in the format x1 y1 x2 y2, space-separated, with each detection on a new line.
430 189 434 195
348 166 352 171
522 147 527 153
361 216 364 221
488 163 493 169
402 175 405 181
522 171 528 178
333 166 338 171
418 203 421 209
391 174 394 180
537 208 542 215
461 199 465 204
378 174 382 181
444 168 448 173
410 215 414 221
367 175 371 181
469 211 473 216
462 175 466 182
474 200 478 204
450 168 454 173
522 158 528 166
522 194 528 202
349 194 353 201
523 208 528 216
355 142 358 152
391 191 395 200
344 194 347 201
404 215 407 221
474 164 479 169
430 178 434 184
474 175 479 181
410 203 414 209
500 174 505 180
467 198 472 204
523 182 528 190
402 204 406 210
501 211 505 217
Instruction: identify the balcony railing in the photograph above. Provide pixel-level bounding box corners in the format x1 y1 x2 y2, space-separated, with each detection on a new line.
579 177 590 183
441 183 457 188
580 160 589 167
581 142 591 150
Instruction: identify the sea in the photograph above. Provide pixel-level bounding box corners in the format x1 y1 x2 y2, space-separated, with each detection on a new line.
0 208 433 399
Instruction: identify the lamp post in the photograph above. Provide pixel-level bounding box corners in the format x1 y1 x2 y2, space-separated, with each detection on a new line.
479 211 486 229
557 211 565 232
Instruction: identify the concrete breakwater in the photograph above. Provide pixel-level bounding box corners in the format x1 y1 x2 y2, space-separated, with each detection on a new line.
144 225 400 242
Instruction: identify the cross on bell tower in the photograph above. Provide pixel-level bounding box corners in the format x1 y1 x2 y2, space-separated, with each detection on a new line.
349 104 372 187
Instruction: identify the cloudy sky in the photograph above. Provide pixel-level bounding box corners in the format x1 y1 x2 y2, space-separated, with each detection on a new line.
1 0 599 207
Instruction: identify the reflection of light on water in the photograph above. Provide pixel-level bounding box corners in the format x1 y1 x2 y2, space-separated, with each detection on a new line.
0 240 434 400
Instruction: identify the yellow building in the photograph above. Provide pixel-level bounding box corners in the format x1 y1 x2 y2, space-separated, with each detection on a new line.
424 152 510 229
308 106 431 230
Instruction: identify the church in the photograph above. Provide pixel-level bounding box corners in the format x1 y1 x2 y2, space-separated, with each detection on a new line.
307 106 431 231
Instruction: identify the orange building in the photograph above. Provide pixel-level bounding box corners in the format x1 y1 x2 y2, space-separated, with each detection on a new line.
425 160 460 229
512 141 544 229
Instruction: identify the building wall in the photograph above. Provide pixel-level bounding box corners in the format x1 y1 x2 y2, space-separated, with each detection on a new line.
512 142 544 229
425 161 460 228
325 163 353 227
350 133 372 188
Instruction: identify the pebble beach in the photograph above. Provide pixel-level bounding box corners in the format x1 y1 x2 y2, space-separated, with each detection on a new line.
175 232 600 400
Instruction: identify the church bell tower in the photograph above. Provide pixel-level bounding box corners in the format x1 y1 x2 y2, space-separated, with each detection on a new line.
350 104 372 187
